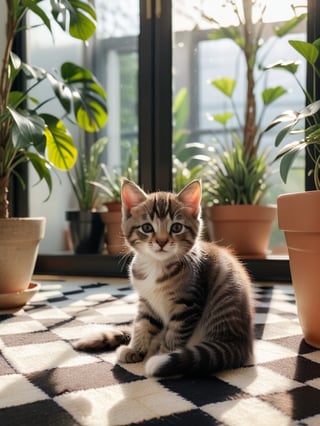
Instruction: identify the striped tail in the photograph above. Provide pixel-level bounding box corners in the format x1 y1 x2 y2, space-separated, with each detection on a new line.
145 341 252 377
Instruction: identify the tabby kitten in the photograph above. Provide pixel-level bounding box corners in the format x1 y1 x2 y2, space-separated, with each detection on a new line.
76 179 254 377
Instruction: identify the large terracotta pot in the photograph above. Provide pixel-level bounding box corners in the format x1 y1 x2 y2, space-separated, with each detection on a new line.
278 190 320 349
0 217 46 294
207 204 276 257
100 202 125 255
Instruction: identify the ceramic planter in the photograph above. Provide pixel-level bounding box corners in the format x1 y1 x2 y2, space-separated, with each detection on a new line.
0 217 46 294
207 204 277 257
66 211 105 254
100 202 125 255
278 190 320 349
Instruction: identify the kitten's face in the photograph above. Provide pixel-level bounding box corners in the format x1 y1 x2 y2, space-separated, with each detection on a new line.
121 180 202 261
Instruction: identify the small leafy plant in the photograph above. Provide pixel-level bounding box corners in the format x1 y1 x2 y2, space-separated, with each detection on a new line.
207 135 269 205
67 137 108 211
92 144 138 204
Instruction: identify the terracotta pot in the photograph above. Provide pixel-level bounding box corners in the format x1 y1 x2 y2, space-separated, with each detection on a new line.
66 211 105 254
207 204 276 257
278 190 320 349
101 203 125 255
104 202 122 212
0 217 46 294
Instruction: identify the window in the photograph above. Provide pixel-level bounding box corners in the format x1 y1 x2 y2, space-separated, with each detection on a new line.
172 0 307 253
28 0 318 281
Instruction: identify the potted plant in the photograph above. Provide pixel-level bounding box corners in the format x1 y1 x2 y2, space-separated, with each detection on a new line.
265 37 320 348
202 0 306 256
0 1 107 303
94 147 138 255
66 137 108 254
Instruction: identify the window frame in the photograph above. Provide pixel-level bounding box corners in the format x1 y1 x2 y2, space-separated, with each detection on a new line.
31 1 318 281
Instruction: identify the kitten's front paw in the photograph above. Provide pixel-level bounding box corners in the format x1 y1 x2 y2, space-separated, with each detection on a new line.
116 345 145 363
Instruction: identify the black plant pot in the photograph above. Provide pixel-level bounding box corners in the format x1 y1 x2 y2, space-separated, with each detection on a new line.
66 211 105 254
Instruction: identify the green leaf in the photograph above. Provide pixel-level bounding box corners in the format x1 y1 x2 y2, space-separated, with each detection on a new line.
89 137 108 161
9 52 22 82
274 122 298 147
297 100 320 119
211 78 236 98
173 88 189 131
22 0 52 33
25 151 53 198
274 14 307 37
264 109 299 132
289 40 319 66
21 62 46 81
50 0 97 40
262 86 287 106
8 91 27 109
314 37 320 51
264 60 300 75
56 62 108 132
211 112 234 126
41 114 78 171
46 72 72 113
279 146 304 183
8 106 46 148
75 101 108 132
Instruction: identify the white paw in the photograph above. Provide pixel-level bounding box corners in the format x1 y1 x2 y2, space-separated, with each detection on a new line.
145 354 169 377
116 345 144 363
116 345 131 362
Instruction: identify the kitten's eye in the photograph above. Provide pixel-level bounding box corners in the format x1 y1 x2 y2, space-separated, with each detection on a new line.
170 222 184 234
141 223 154 233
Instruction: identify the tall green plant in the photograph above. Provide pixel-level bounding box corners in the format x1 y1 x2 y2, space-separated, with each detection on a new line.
205 0 306 204
0 0 108 218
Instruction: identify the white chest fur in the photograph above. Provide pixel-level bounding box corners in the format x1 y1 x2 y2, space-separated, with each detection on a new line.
130 256 171 324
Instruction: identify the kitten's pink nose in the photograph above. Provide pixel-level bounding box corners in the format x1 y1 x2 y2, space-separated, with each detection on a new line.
156 238 168 248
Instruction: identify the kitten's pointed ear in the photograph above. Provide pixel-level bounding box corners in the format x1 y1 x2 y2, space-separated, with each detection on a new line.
177 180 202 216
121 179 147 214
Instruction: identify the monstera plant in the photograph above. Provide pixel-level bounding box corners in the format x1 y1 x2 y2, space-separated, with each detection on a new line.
0 0 107 305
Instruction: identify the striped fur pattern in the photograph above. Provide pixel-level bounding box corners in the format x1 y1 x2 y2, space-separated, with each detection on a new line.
77 179 254 378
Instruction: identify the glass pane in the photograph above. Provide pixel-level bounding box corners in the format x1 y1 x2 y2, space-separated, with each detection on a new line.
172 0 307 254
27 4 84 253
94 0 139 200
28 0 139 253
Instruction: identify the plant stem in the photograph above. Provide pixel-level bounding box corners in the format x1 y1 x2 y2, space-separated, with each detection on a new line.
242 0 257 158
0 174 9 218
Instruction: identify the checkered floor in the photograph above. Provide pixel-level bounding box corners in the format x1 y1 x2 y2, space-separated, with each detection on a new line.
1 278 320 426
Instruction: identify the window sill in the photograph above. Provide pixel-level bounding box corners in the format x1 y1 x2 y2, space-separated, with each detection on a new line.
35 252 291 282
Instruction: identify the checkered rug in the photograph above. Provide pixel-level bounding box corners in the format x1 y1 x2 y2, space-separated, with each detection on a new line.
1 279 320 426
